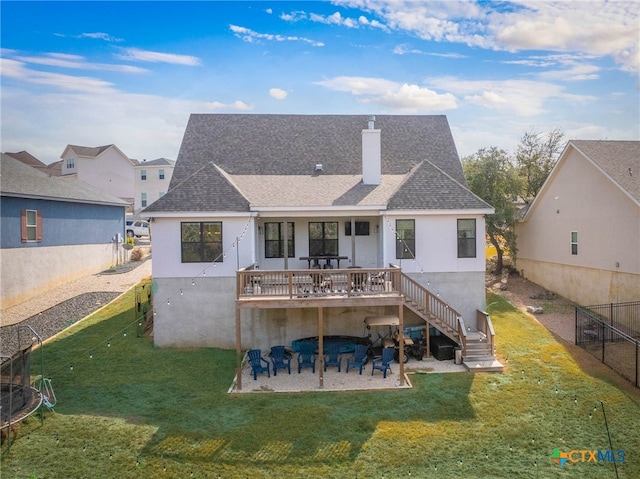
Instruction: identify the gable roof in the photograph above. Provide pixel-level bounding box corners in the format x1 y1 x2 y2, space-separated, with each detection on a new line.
4 151 47 168
135 158 176 167
570 140 640 203
521 140 640 221
61 144 136 165
1 154 128 207
145 114 492 214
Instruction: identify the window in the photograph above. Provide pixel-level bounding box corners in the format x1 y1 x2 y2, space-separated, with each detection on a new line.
571 231 578 255
159 169 165 180
21 209 42 243
345 221 370 236
265 222 295 258
181 222 223 263
457 219 477 258
141 193 147 207
309 222 338 256
141 169 147 180
395 219 415 259
66 158 74 169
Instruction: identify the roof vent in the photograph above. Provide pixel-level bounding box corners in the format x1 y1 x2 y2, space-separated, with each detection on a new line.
315 163 323 171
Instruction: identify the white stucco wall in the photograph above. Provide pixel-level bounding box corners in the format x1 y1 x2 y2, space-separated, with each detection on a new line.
150 212 488 347
1 243 119 309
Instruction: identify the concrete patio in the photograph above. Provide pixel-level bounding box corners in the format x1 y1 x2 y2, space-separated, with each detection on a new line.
230 354 467 393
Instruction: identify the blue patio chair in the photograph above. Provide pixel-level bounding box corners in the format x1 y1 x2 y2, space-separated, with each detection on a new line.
324 342 342 372
247 349 270 380
346 343 368 375
270 345 291 376
371 347 394 378
297 343 316 373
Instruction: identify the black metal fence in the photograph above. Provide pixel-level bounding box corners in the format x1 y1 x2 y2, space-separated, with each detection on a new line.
576 301 640 387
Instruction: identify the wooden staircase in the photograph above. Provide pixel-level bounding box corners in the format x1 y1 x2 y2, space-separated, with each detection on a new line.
400 273 504 373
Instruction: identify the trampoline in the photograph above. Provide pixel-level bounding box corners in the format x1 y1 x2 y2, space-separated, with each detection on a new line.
1 326 47 448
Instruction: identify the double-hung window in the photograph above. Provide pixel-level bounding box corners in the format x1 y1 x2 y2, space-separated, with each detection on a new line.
159 169 165 180
66 158 74 169
395 219 415 259
265 222 295 258
308 222 338 256
457 219 477 258
571 231 578 255
141 169 147 180
181 222 223 263
21 209 42 243
141 193 147 207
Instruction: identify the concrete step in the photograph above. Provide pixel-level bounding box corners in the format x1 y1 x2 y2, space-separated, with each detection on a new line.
463 358 505 372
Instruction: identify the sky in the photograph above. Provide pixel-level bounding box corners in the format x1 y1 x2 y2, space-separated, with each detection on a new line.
1 0 639 165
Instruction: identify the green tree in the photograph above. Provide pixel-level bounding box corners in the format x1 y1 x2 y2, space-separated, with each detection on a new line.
516 128 565 204
462 147 520 274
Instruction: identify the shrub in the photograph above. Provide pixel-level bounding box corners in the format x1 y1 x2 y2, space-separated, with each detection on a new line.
130 247 144 262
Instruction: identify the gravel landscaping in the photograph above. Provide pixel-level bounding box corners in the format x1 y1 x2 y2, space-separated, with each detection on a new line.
1 292 120 356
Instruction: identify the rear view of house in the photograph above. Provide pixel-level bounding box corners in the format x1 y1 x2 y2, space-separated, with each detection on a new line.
144 114 497 370
516 140 640 306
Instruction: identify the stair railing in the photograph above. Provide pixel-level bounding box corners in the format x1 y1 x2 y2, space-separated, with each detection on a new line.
457 316 468 354
400 273 462 335
477 310 495 357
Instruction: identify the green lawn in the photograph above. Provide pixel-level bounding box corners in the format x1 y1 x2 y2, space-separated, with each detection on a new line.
2 280 639 478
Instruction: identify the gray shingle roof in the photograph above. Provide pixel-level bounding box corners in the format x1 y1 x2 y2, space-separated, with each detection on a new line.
135 158 176 167
66 144 114 157
571 140 640 202
388 161 492 210
1 154 128 207
146 114 491 214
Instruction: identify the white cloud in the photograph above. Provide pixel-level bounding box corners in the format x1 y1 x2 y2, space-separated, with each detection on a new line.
115 48 201 66
54 32 124 42
0 57 118 94
269 88 288 100
281 10 388 31
229 25 324 47
12 52 148 73
205 100 253 111
430 77 595 116
80 32 124 42
0 85 196 163
315 76 457 111
334 0 639 73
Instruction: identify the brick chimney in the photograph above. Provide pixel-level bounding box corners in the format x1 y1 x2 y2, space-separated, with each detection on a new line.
362 116 381 185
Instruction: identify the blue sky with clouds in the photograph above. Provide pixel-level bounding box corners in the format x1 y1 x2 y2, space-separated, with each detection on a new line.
1 1 638 164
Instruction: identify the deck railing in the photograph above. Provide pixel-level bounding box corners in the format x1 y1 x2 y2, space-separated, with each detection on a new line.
236 267 402 300
400 274 462 334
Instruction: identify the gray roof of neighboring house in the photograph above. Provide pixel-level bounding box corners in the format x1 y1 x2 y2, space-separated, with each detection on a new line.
1 153 128 207
5 151 47 168
145 114 492 213
135 158 176 167
571 140 640 202
66 144 114 157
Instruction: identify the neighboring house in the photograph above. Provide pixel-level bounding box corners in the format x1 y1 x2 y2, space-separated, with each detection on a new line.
516 140 640 306
133 158 176 213
59 144 174 215
1 154 128 309
144 114 499 373
5 151 61 176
